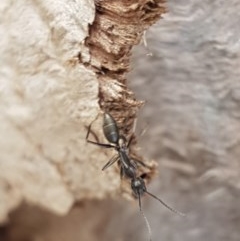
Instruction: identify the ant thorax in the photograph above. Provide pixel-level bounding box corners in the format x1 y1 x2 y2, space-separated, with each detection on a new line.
118 137 129 152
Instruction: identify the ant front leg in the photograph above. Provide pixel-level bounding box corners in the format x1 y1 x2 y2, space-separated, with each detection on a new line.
127 133 135 148
126 135 151 169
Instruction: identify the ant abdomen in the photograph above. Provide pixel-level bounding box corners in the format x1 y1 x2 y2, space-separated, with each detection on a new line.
103 113 119 144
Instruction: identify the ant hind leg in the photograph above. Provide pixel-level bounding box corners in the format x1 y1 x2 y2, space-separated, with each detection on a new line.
85 119 114 149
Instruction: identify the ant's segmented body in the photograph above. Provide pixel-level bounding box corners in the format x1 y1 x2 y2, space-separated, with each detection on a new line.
86 112 185 241
86 112 137 178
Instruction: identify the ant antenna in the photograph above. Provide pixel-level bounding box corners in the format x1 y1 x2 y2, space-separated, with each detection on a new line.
145 190 186 217
132 177 185 217
138 192 152 241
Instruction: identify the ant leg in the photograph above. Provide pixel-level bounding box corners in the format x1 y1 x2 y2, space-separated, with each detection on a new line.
116 161 125 179
131 157 151 169
127 116 148 148
127 133 135 148
120 166 124 179
85 124 114 149
87 139 114 148
102 155 119 171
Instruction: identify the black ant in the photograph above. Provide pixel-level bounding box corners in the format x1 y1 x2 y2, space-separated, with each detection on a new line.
86 112 138 178
86 112 185 241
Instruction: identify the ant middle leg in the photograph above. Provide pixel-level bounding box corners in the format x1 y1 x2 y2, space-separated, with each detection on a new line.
131 157 152 169
102 155 119 171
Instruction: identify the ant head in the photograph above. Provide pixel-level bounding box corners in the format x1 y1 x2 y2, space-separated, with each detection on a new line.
131 177 146 197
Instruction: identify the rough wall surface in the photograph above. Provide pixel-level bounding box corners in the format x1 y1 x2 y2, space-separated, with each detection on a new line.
132 0 240 188
0 0 165 234
2 0 240 241
0 0 119 223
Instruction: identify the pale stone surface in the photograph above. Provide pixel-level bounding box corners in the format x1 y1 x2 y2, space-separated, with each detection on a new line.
0 0 120 223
